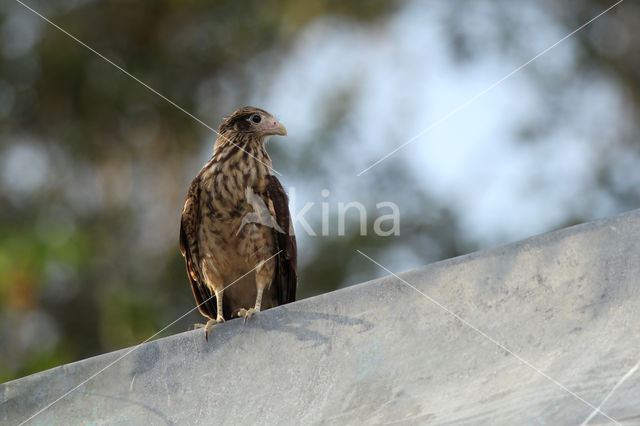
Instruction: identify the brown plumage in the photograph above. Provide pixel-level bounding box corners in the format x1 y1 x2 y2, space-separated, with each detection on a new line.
179 106 297 339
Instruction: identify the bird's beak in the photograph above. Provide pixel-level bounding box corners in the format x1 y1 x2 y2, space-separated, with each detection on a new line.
276 122 287 136
263 120 287 136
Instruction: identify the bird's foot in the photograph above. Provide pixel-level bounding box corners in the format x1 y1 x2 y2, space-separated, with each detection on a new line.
237 307 260 325
204 317 225 341
190 323 206 331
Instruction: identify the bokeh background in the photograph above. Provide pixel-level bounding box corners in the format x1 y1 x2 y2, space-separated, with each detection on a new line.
1 0 639 383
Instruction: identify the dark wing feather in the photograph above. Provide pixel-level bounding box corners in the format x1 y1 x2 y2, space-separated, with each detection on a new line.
265 175 298 304
179 176 218 320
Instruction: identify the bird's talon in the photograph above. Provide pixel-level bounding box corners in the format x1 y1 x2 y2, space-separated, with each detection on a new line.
204 317 225 341
237 308 259 325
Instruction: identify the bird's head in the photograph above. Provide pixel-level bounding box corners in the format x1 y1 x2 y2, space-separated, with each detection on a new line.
218 106 287 142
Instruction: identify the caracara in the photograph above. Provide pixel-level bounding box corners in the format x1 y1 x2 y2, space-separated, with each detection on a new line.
179 107 297 340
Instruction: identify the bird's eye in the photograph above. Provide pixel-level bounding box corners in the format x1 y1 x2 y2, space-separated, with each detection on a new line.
251 114 261 123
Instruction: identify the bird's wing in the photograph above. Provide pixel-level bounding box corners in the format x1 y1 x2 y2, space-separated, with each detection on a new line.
265 175 298 304
179 176 218 320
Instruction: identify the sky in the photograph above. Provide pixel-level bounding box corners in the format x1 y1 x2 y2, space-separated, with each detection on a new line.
245 0 635 259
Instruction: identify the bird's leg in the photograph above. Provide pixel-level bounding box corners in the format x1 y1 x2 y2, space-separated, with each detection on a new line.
201 290 226 340
237 288 264 324
197 260 227 341
238 248 275 324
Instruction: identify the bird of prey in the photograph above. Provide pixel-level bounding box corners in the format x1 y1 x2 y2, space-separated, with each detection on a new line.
179 106 297 339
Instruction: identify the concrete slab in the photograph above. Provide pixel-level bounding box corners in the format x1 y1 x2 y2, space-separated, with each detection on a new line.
2 209 640 425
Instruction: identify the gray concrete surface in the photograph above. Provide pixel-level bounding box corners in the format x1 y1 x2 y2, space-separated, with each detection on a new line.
2 210 640 425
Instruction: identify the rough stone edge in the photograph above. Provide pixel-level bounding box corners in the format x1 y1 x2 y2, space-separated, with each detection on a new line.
1 208 638 389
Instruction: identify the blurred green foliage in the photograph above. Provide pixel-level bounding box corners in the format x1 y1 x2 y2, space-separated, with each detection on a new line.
0 0 402 383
